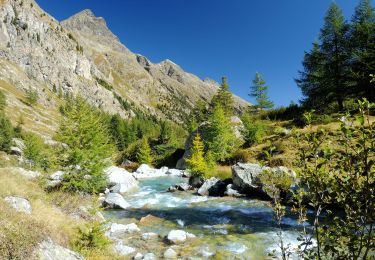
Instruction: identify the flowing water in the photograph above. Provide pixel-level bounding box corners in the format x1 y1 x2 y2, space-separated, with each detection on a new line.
105 176 306 259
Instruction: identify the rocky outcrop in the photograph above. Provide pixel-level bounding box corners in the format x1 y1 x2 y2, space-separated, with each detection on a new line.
34 239 84 260
231 163 297 199
104 166 138 193
197 177 227 196
102 193 130 209
4 196 32 214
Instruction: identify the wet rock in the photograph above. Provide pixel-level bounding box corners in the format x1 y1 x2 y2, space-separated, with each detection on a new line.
197 177 226 196
105 166 138 193
224 184 243 197
188 176 204 188
143 253 156 260
114 242 136 256
102 193 130 209
141 232 158 240
4 196 32 214
34 238 84 260
166 230 195 244
134 164 169 179
167 183 191 192
164 248 177 259
139 214 164 225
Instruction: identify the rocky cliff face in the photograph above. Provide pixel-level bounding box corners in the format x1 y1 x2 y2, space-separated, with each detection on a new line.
0 0 249 138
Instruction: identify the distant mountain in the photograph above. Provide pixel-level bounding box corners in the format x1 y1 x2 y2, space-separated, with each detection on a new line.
0 0 249 140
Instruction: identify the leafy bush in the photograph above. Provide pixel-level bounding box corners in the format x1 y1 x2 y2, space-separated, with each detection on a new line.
25 89 39 106
56 97 115 194
241 114 268 146
0 113 14 152
72 221 111 253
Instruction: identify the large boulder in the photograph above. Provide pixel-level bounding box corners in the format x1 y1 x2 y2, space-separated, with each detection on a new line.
4 196 32 214
104 166 138 193
224 184 243 197
231 163 297 200
102 193 130 209
34 239 84 260
197 177 227 196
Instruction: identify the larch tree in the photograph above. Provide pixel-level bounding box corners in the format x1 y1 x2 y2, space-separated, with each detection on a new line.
211 77 234 117
136 138 154 165
185 133 209 178
250 72 274 110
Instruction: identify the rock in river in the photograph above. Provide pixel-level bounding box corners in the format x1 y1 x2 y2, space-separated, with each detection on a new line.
197 177 227 196
104 166 138 193
103 193 130 209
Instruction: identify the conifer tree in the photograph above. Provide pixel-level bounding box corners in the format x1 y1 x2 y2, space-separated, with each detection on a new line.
211 77 234 116
319 2 350 111
136 138 154 165
349 0 375 101
206 104 238 162
250 72 274 110
56 96 115 194
185 133 209 177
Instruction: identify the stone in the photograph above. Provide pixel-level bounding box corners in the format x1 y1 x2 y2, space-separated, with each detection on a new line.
46 171 65 188
231 163 297 200
9 167 41 179
188 176 204 188
167 183 191 192
103 193 130 209
12 138 25 150
166 230 195 244
10 146 22 156
164 248 177 259
4 196 32 214
114 242 136 256
104 166 138 193
133 164 169 179
34 239 84 260
141 232 158 240
107 223 140 237
197 177 226 196
139 214 164 225
224 184 243 197
133 252 143 260
143 253 156 260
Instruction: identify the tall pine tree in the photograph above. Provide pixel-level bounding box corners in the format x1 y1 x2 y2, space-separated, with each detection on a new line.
250 72 274 110
349 0 375 101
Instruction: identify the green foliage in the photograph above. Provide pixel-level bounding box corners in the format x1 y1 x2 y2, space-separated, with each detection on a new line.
206 104 239 162
297 1 375 111
25 88 39 106
186 133 209 178
23 132 44 166
241 113 268 146
136 138 154 165
56 97 115 194
73 221 111 253
250 72 274 110
211 77 234 116
0 113 14 153
95 77 113 91
291 99 375 259
0 90 6 111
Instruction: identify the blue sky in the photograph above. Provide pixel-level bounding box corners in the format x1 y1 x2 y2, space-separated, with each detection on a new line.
35 0 360 107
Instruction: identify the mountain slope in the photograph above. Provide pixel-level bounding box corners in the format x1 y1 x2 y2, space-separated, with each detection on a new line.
0 0 250 140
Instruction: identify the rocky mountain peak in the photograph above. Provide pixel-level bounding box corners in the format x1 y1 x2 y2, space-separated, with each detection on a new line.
61 9 119 43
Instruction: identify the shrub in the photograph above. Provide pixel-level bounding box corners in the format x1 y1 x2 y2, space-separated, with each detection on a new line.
241 114 268 146
0 90 6 111
25 88 39 106
95 78 113 91
72 221 111 253
23 132 44 165
0 113 14 153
